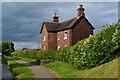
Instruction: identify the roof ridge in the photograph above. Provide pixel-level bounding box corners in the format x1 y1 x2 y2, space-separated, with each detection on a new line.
43 17 77 24
60 17 77 23
44 22 60 24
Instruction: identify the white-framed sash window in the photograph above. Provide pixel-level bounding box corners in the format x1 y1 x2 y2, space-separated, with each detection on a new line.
43 33 46 41
57 32 60 40
64 31 67 40
57 46 60 50
43 46 46 50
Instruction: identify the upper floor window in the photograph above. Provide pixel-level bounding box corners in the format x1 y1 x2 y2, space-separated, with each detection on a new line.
57 32 60 40
64 31 67 40
43 33 46 41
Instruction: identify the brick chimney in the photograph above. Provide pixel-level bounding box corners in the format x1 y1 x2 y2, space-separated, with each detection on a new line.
77 5 85 16
53 13 59 22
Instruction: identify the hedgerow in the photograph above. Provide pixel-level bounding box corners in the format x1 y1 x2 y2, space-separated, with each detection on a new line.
11 20 120 69
11 50 58 60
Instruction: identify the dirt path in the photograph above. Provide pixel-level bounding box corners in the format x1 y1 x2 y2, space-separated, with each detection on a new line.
4 56 58 79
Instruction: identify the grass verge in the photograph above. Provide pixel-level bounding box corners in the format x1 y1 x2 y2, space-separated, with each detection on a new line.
42 57 119 78
11 56 119 78
12 56 38 65
2 56 33 79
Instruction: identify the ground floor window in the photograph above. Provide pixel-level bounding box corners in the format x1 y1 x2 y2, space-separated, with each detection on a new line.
43 46 46 50
64 31 67 40
57 46 60 50
64 45 67 47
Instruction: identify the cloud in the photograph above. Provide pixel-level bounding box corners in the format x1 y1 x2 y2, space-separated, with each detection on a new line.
13 41 41 50
118 1 120 19
2 2 118 50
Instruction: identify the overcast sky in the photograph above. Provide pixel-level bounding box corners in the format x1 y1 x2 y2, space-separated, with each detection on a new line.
2 2 118 50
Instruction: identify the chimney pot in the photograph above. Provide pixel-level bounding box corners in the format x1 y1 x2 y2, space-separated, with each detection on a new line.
53 13 59 22
77 4 85 16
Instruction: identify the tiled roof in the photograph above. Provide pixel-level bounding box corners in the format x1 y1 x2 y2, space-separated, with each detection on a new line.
40 15 94 33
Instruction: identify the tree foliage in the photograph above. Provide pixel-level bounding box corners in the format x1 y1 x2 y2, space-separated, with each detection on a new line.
0 41 15 55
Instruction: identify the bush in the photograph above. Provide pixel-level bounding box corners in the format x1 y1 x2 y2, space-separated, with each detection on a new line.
73 21 119 69
0 41 15 55
11 50 58 60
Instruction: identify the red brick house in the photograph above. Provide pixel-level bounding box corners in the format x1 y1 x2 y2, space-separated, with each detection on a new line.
40 5 95 50
22 48 41 51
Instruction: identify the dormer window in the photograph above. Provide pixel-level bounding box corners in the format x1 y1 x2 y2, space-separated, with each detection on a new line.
64 31 67 40
57 32 60 40
43 33 46 41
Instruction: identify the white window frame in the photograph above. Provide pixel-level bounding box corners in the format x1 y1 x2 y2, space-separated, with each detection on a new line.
43 46 46 50
43 33 46 41
64 31 67 40
57 32 60 41
64 45 67 47
57 46 60 50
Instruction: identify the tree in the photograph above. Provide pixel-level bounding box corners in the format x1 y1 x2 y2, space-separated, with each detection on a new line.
0 41 15 55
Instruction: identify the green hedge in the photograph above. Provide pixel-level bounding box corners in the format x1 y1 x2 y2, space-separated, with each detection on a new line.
11 50 58 60
58 21 120 69
11 20 120 69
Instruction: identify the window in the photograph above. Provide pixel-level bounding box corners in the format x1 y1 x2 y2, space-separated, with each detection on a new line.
64 31 67 40
64 45 67 47
57 46 60 50
43 33 46 41
43 46 46 50
57 32 60 40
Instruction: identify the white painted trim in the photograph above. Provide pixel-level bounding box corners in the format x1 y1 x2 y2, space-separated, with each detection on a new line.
64 31 67 40
57 46 60 50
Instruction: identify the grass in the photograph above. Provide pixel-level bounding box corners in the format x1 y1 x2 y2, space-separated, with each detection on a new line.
42 57 119 78
43 58 120 78
12 56 38 65
2 56 33 79
12 56 119 78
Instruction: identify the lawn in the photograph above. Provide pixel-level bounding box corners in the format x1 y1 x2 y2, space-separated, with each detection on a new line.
12 56 119 78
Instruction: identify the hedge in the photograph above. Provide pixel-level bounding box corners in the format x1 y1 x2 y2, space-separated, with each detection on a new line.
11 50 58 60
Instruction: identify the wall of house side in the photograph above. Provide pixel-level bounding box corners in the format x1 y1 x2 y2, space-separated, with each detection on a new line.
41 25 48 50
57 29 72 49
72 18 93 45
48 32 57 50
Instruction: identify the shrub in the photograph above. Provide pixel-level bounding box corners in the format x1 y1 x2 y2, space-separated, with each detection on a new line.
11 50 58 60
0 41 15 55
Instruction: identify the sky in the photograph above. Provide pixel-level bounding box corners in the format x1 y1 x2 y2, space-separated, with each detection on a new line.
2 2 118 50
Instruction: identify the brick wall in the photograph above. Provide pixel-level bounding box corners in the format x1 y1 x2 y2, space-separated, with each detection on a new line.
48 32 57 50
41 25 57 50
72 17 93 45
41 25 48 50
57 29 72 49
